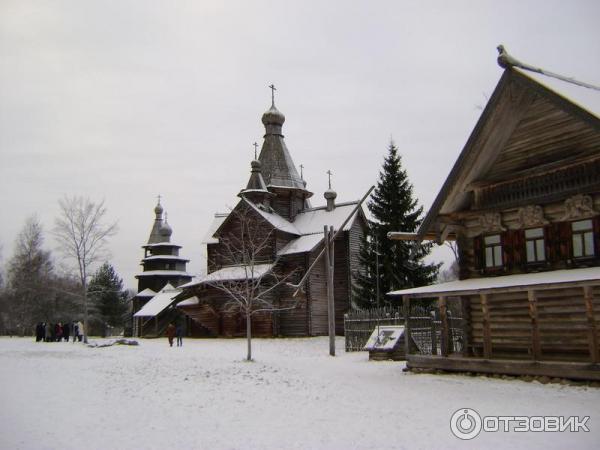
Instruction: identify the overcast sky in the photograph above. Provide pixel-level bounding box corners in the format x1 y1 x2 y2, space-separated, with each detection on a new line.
1 0 599 289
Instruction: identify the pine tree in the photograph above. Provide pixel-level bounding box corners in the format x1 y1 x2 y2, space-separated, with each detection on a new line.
353 141 439 308
88 263 127 330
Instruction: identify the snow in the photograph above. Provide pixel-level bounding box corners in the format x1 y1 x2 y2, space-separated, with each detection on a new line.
176 296 199 307
243 199 300 235
135 287 156 298
181 264 273 288
202 213 228 244
1 337 598 450
293 201 361 235
133 283 180 317
143 242 183 248
135 270 191 277
278 233 323 255
141 255 190 262
363 325 405 351
389 267 600 297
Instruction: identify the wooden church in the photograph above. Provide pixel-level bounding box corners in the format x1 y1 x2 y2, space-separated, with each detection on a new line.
130 200 192 337
176 94 367 337
389 63 600 380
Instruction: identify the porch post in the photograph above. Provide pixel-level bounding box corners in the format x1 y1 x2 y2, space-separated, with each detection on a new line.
460 295 472 357
439 296 450 357
403 295 411 357
480 293 492 359
583 285 598 363
528 289 541 360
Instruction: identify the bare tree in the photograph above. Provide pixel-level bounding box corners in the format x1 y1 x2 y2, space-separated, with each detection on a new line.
208 205 299 360
53 196 118 343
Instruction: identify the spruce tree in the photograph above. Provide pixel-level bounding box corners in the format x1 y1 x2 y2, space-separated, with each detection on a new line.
354 141 439 308
88 263 127 329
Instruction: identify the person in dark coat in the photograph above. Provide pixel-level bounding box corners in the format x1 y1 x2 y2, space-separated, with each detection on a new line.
55 323 63 342
62 322 70 342
165 323 176 347
176 323 184 347
35 323 43 342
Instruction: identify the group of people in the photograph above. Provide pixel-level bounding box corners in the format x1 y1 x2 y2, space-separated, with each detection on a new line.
35 321 84 343
165 323 184 347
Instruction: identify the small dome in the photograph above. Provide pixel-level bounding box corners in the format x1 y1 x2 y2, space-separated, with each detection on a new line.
160 221 172 237
324 189 337 200
154 202 163 215
261 105 285 126
251 159 262 170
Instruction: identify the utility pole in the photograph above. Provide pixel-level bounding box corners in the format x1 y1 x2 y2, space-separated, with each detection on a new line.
325 225 335 356
375 235 380 308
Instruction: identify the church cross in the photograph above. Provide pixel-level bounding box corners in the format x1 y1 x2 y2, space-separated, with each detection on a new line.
253 142 258 160
157 194 161 205
269 84 276 106
326 170 332 189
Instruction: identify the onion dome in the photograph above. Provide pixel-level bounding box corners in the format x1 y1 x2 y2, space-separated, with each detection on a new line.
154 201 163 217
324 189 337 212
261 104 285 127
160 213 173 239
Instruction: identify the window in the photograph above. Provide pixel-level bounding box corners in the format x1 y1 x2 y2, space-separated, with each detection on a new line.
525 228 545 263
572 219 594 258
484 234 502 268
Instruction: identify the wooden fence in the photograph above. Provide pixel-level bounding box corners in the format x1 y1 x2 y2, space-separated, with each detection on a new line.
344 305 464 354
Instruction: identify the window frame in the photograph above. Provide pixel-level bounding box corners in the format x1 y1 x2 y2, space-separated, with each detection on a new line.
524 227 546 264
483 234 503 269
571 219 595 259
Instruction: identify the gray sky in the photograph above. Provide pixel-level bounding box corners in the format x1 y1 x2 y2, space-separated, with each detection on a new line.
1 0 599 289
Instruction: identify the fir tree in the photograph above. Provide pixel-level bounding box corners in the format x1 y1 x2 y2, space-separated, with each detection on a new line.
353 141 439 308
88 262 127 329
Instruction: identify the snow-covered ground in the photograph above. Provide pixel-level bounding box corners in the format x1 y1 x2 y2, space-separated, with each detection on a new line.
1 337 598 450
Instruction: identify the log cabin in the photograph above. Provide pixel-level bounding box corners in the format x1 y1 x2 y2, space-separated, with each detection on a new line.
389 67 600 380
176 97 367 337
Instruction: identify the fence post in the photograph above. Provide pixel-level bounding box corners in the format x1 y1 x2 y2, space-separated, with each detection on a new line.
430 312 437 356
403 296 411 357
439 296 450 357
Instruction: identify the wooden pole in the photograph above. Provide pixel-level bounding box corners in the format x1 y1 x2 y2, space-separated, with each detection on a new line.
439 296 450 357
403 295 411 358
583 285 598 363
528 289 541 360
480 294 492 359
325 226 336 356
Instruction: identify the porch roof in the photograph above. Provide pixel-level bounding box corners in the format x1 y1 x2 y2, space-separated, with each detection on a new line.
388 267 600 298
133 283 180 317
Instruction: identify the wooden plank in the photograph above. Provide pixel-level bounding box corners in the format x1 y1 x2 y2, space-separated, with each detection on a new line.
480 294 492 359
439 296 450 357
403 296 411 357
528 290 541 360
584 285 599 363
406 354 600 381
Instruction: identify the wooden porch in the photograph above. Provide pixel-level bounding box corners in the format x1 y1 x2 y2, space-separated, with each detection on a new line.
393 267 600 381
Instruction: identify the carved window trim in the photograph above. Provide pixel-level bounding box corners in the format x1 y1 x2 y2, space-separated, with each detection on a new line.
517 205 548 228
561 194 598 221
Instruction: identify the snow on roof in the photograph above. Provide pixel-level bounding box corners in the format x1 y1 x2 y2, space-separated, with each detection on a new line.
180 263 273 289
176 296 199 307
278 233 323 256
133 283 180 317
243 199 300 235
135 288 156 298
142 255 190 262
143 242 182 249
293 201 360 235
389 267 600 297
135 270 191 278
202 213 229 244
